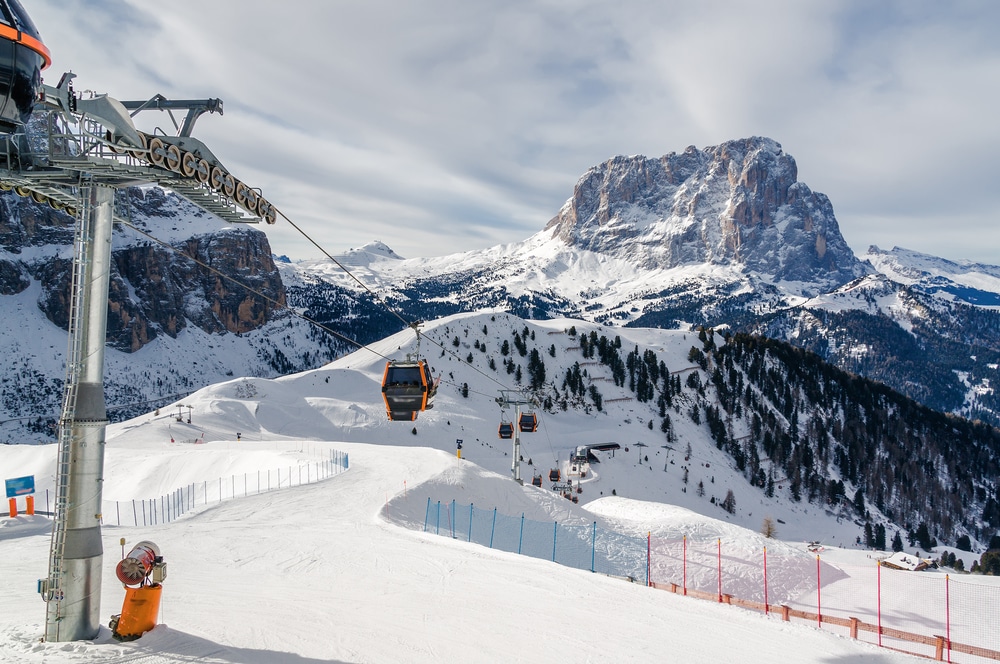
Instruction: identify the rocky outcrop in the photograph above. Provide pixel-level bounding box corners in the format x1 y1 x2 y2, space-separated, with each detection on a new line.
545 137 868 293
0 189 287 353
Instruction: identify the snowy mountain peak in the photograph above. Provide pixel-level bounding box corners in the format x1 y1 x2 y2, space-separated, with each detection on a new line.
353 240 405 260
864 245 1000 308
544 137 868 291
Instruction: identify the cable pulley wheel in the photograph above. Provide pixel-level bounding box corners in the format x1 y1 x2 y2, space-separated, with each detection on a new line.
164 144 182 173
235 181 248 207
147 137 166 168
222 173 236 198
209 166 226 192
180 151 198 178
128 133 148 161
256 199 272 223
244 188 259 214
105 130 126 155
195 158 211 184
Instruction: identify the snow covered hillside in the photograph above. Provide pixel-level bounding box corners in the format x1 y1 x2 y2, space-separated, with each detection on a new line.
3 413 939 663
5 309 999 661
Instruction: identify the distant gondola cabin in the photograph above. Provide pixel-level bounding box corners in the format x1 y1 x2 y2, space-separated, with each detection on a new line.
518 412 537 433
381 360 436 421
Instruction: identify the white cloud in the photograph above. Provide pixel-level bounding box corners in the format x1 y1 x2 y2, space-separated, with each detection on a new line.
28 0 1000 262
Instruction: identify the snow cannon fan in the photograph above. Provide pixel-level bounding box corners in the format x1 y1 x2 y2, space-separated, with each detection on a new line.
109 540 167 641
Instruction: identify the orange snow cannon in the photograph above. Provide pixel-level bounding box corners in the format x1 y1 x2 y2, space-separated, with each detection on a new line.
110 541 167 641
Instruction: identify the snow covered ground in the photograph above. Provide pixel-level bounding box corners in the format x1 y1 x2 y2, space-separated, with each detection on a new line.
3 438 929 664
1 313 993 662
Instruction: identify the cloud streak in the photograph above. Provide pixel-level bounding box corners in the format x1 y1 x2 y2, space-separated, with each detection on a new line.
30 0 1000 263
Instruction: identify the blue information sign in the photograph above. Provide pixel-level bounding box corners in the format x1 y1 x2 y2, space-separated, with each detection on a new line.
5 475 35 498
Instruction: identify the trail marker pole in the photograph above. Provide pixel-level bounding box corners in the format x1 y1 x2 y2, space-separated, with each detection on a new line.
518 514 524 554
717 539 722 602
763 547 769 615
816 555 822 628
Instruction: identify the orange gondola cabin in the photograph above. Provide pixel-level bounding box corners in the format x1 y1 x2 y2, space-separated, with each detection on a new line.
498 421 514 439
518 412 538 433
381 359 437 421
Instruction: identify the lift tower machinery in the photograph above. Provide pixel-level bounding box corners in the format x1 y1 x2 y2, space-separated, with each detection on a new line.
0 0 278 642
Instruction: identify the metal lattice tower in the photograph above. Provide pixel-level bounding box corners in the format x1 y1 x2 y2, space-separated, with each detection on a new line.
0 79 274 642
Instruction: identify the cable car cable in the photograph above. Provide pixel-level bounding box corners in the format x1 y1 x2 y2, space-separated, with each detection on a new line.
274 209 535 400
117 220 391 362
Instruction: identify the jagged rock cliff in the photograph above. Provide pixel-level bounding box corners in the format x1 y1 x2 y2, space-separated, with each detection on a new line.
1 188 286 353
545 137 868 291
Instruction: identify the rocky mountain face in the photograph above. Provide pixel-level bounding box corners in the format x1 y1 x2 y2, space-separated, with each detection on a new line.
0 188 337 443
1 188 286 353
2 136 998 446
545 137 868 290
293 138 999 427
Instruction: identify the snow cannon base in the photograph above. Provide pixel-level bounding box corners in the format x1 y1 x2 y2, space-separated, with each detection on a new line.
110 584 162 641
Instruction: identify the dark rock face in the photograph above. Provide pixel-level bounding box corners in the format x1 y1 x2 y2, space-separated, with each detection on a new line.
0 193 75 251
545 137 868 292
0 190 286 353
0 258 28 294
106 229 286 351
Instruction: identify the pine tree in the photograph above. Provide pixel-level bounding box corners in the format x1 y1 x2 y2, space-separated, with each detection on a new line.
761 517 777 538
722 489 736 514
980 551 1000 576
892 531 904 552
853 488 865 516
915 522 933 551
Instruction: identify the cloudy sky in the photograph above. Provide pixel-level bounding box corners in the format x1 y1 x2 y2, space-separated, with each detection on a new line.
30 0 1000 263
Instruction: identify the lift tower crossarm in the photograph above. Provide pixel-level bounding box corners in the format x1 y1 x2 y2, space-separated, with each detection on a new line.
119 96 223 137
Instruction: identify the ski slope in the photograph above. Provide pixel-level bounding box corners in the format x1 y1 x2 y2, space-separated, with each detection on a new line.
2 445 924 662
0 312 960 662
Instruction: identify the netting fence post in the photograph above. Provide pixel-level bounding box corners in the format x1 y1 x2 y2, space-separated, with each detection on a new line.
683 535 687 595
468 503 474 542
717 538 722 602
450 499 456 538
115 501 120 526
435 500 441 535
590 521 597 572
132 500 137 528
877 561 882 647
490 508 497 548
946 574 951 663
552 522 558 562
647 532 651 587
518 514 524 554
816 555 822 628
423 497 430 532
764 546 769 615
